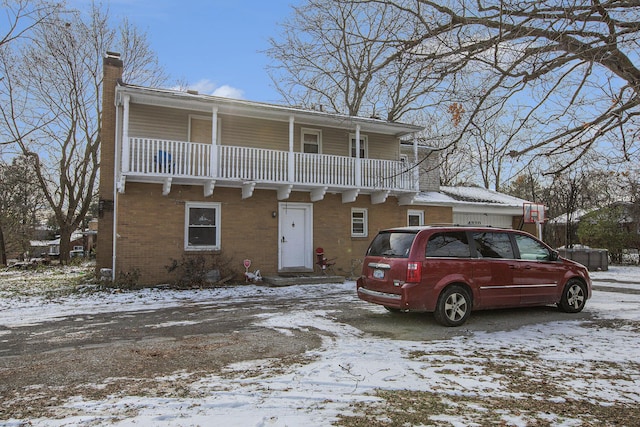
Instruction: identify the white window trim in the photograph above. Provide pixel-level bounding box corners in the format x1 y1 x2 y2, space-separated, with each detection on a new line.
188 115 222 144
408 209 424 226
351 208 368 237
185 202 221 250
349 133 368 158
301 128 322 153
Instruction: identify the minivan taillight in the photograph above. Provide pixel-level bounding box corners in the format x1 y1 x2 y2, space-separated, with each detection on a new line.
406 262 421 282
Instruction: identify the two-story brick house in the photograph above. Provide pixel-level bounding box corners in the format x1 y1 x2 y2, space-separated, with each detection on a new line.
97 53 537 285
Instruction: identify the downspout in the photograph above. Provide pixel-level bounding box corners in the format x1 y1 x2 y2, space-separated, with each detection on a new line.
111 92 122 281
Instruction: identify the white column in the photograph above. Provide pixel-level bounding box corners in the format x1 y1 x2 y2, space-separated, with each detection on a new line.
355 124 361 187
288 115 295 182
413 132 419 191
121 95 130 172
210 106 218 177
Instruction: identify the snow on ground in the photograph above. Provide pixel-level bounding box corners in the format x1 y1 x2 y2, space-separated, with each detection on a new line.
1 265 639 426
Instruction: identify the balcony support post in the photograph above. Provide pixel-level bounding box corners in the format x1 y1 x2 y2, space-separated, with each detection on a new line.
121 95 130 173
210 106 219 178
355 124 361 188
310 186 328 202
342 189 359 203
162 177 172 196
204 179 216 197
242 182 256 199
277 184 293 200
371 190 389 204
288 115 295 182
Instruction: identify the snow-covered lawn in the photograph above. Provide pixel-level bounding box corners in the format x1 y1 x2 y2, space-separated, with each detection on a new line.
1 265 639 426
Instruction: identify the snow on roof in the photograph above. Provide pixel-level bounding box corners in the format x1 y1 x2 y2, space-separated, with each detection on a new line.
548 209 592 224
439 186 533 206
412 186 536 216
29 231 85 247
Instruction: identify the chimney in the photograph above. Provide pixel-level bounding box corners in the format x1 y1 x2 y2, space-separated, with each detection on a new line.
96 52 123 277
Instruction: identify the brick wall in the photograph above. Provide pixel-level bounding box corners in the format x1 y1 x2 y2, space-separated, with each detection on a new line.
114 184 454 285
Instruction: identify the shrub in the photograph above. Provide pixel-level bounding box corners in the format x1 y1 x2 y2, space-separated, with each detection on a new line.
165 252 239 288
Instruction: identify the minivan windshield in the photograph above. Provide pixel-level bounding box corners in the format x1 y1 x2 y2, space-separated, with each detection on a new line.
367 231 416 257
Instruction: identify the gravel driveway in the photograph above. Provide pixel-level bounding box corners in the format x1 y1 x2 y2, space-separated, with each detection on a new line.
1 267 639 425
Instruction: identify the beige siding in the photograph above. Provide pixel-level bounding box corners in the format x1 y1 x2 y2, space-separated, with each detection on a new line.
220 115 289 150
190 117 212 144
367 133 399 160
128 104 402 161
129 104 189 141
295 125 399 159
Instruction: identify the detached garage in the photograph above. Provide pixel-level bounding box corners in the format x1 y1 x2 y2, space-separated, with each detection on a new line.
413 186 541 237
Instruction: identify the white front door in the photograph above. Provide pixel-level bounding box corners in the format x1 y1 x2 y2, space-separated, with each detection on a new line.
278 203 313 271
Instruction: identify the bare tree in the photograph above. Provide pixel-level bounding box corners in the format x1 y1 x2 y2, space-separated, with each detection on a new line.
267 0 440 121
0 0 61 50
363 0 640 169
0 4 167 263
271 0 640 174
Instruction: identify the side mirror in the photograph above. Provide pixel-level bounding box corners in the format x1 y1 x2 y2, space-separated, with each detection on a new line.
549 250 559 261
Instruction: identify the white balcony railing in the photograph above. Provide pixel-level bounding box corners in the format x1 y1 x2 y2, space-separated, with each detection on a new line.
124 137 416 191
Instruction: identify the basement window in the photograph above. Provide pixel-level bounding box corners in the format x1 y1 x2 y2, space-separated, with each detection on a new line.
185 202 221 250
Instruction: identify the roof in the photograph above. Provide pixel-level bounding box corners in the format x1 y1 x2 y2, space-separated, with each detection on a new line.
413 186 536 215
439 186 532 206
116 83 424 137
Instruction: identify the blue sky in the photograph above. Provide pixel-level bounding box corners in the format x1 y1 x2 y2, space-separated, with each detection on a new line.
102 0 300 103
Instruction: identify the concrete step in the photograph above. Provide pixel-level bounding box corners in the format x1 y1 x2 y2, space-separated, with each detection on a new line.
263 275 345 287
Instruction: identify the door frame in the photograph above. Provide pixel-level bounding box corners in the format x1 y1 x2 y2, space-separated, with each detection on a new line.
278 202 314 271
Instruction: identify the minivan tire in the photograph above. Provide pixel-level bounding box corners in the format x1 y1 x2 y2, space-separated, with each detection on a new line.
434 285 472 327
558 279 587 313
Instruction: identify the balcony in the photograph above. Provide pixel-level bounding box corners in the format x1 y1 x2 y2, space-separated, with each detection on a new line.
118 137 418 203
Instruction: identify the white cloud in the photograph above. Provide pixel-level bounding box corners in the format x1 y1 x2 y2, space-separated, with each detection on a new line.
188 79 244 99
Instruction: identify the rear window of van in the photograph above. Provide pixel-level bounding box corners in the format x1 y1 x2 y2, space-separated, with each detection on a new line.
367 231 416 258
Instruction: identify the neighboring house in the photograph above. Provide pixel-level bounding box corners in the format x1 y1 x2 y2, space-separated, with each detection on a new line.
97 52 539 284
548 202 639 249
29 230 85 259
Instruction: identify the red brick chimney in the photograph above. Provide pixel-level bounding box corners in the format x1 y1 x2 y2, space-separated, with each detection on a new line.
96 52 123 278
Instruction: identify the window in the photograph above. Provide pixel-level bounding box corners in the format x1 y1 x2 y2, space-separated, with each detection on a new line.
426 232 471 258
349 134 368 158
514 234 551 261
351 208 368 237
408 210 424 226
367 231 416 258
301 128 321 154
472 232 514 259
185 202 221 250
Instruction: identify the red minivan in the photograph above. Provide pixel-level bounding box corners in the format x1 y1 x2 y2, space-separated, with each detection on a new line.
356 226 592 326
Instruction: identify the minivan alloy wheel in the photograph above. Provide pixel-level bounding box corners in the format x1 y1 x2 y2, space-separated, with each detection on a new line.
559 279 587 313
435 285 472 327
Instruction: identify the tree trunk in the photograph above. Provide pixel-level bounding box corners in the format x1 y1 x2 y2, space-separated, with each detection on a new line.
0 224 6 266
58 227 72 265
